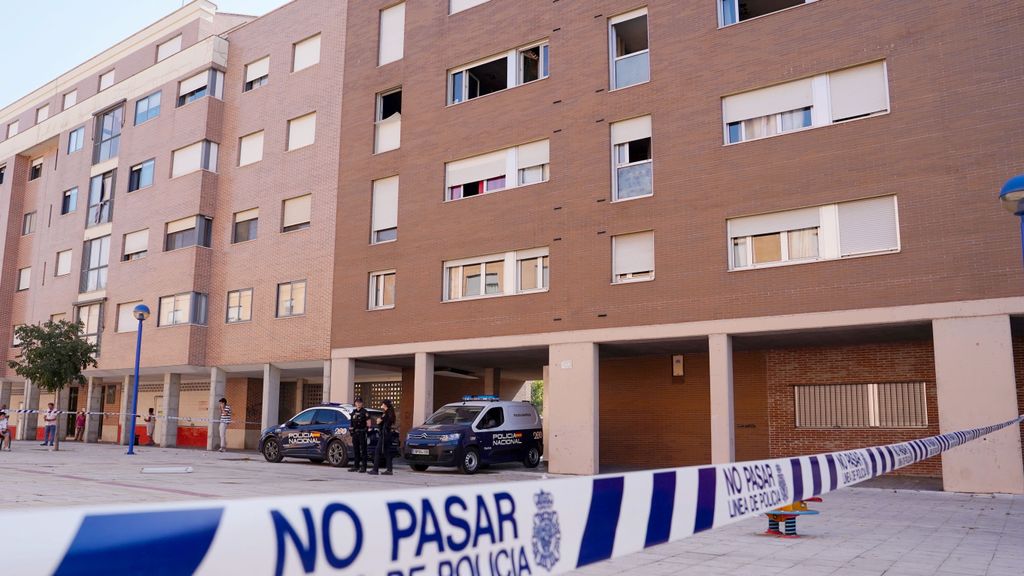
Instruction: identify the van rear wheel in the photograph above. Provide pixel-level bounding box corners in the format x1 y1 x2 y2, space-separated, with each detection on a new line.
524 446 541 468
459 447 480 475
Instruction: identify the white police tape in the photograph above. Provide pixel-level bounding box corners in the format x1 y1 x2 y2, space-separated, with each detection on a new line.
1 415 1020 576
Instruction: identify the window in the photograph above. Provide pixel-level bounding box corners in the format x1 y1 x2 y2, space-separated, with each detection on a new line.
80 236 110 293
171 140 218 177
56 249 72 276
444 247 549 301
76 303 102 349
239 131 264 166
244 57 269 91
727 196 899 270
226 288 253 323
276 280 307 317
165 216 213 251
50 313 66 323
68 127 85 154
17 267 31 291
87 170 115 227
281 194 312 232
292 34 321 72
122 229 148 261
177 69 224 107
374 89 401 153
36 104 49 124
610 9 649 90
135 92 161 125
477 407 505 430
63 90 77 110
22 211 36 235
450 0 490 15
6 120 18 138
30 158 43 180
98 70 115 91
157 35 182 61
232 208 259 243
448 41 549 105
0 165 5 184
378 3 406 66
719 0 806 27
128 159 155 192
369 271 396 309
446 140 549 200
61 188 78 215
611 115 652 200
795 382 928 428
371 176 398 243
116 301 144 333
12 325 24 347
723 61 889 144
93 105 123 163
612 231 655 283
158 292 208 326
287 112 317 151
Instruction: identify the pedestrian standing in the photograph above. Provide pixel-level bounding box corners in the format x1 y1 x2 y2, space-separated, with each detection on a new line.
369 399 395 476
0 411 9 451
348 397 369 473
218 398 232 452
145 408 156 446
74 410 86 442
41 403 58 448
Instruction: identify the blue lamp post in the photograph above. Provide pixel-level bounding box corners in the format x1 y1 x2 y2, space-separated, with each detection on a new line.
1000 175 1024 267
126 304 150 455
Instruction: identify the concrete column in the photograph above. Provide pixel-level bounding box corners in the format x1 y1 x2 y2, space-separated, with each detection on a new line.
0 380 11 411
55 386 71 441
709 333 736 464
933 315 1024 494
547 343 599 475
119 375 132 445
160 373 181 447
541 366 549 461
261 364 281 430
412 352 434 427
329 357 355 404
321 360 332 404
17 380 39 441
84 377 103 443
207 367 227 450
483 368 501 396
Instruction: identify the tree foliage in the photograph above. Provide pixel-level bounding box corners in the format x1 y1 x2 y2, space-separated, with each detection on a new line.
7 320 97 394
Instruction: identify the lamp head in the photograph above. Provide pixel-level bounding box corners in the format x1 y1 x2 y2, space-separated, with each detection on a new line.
132 304 151 322
999 174 1024 215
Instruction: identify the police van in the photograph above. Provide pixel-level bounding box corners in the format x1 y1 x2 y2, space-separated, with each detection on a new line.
403 396 543 474
258 403 399 467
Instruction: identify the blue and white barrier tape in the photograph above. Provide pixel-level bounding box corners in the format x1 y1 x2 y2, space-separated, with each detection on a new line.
1 415 1021 576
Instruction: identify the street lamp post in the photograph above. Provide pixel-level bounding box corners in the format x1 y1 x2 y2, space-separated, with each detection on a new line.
126 304 150 456
999 175 1024 268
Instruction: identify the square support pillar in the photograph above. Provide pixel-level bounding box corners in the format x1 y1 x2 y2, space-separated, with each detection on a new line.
541 365 549 461
160 373 181 447
330 357 355 404
119 375 133 445
207 367 227 450
709 333 736 464
483 368 501 397
261 364 281 431
412 352 434 427
321 360 332 404
547 343 599 475
933 315 1024 494
84 377 103 443
17 380 39 440
0 380 11 411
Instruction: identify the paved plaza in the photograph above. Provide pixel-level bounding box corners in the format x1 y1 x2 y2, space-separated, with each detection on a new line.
2 441 1021 576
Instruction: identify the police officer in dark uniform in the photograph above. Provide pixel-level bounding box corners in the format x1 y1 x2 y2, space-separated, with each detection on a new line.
348 397 369 473
369 399 395 476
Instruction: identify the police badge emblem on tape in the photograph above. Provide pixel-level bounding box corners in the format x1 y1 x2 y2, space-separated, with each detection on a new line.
532 490 561 571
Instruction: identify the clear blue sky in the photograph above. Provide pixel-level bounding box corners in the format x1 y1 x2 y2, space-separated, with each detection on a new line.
0 0 291 110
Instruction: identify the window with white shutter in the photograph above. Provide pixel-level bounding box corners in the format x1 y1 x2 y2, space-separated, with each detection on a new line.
117 301 144 333
371 177 399 243
292 34 321 72
157 35 182 62
379 3 405 66
838 196 899 256
282 195 312 232
612 231 655 283
288 113 316 151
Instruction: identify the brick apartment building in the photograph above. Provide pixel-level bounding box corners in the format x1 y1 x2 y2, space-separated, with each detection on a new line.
0 0 1022 493
325 0 1024 493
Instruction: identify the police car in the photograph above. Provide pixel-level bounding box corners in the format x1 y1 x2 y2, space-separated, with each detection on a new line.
258 403 399 467
403 396 543 474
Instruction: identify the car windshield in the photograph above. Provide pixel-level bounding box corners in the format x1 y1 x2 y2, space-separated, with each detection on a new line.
425 405 483 425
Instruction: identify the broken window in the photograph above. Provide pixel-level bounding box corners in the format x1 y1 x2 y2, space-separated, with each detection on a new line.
449 41 549 105
720 0 807 27
375 87 402 153
610 10 649 90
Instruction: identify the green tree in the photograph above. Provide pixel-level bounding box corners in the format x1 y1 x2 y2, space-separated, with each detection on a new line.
531 380 544 413
8 320 97 451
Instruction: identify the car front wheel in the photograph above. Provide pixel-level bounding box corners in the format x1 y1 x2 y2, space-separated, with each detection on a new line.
327 440 349 468
262 437 283 463
459 447 481 475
